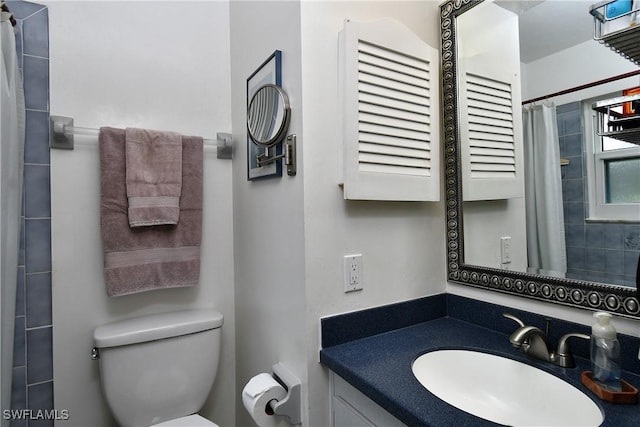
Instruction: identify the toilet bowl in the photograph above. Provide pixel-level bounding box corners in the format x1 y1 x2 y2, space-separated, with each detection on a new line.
92 309 224 427
151 414 219 427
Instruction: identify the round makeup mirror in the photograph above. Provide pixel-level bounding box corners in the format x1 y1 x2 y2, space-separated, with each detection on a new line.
247 84 291 148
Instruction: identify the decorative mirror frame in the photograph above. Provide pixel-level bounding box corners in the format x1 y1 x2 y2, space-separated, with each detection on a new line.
440 0 640 318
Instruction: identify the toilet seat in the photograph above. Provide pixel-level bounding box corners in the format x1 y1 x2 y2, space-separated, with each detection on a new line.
151 414 219 427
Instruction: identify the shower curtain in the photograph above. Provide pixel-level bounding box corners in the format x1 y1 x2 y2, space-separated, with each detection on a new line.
522 103 566 277
0 9 25 417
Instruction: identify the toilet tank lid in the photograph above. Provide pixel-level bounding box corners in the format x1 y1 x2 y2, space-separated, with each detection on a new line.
93 309 223 348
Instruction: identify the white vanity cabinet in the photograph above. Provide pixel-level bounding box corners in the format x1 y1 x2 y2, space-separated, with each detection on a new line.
330 372 407 427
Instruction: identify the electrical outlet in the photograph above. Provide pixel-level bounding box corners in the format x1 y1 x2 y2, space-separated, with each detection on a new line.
343 254 363 293
500 236 512 267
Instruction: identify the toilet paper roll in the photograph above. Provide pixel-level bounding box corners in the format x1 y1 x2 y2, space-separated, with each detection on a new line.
242 373 287 427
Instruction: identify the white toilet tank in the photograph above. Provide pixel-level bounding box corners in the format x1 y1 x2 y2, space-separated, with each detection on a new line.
93 309 224 427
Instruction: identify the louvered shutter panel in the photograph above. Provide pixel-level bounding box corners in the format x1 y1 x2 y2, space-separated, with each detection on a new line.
459 57 523 201
338 19 440 201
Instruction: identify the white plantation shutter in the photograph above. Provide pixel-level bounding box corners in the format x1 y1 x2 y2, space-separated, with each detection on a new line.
459 56 523 201
467 73 516 180
338 19 440 201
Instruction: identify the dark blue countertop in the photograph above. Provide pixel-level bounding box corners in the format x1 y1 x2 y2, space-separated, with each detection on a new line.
320 317 640 427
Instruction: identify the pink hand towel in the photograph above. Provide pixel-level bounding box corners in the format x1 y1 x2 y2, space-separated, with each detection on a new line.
100 127 203 297
125 127 182 227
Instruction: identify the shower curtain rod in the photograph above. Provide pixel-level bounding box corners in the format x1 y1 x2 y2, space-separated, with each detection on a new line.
522 69 640 105
49 116 233 159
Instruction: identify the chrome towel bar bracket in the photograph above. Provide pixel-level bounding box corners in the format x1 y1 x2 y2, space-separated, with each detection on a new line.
49 115 233 160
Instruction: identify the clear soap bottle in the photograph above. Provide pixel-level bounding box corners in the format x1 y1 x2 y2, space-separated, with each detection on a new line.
633 1 640 26
590 312 622 392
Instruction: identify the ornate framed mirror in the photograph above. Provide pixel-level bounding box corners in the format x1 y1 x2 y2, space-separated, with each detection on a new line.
440 0 640 318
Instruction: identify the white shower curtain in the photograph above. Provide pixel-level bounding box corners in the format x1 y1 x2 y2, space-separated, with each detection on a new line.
523 103 566 277
0 10 25 418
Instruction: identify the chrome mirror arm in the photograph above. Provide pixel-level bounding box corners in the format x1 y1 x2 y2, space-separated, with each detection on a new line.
256 135 297 176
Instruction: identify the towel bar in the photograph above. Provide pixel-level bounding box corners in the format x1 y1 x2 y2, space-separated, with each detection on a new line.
49 115 233 160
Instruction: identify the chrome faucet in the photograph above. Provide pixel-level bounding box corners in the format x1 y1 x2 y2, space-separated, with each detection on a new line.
503 313 589 368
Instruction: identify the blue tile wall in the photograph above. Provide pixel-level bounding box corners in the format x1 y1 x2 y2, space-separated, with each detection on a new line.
6 2 53 426
26 382 53 427
557 102 640 287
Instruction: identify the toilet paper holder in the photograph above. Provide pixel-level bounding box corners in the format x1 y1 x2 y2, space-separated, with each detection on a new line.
268 363 302 425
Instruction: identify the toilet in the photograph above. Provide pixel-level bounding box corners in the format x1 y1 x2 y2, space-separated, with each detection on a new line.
92 309 224 427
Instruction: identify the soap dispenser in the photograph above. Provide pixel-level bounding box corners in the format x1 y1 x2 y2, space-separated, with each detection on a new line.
590 312 622 392
632 0 640 26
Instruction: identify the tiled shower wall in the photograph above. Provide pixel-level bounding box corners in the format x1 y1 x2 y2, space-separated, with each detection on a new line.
558 101 640 287
7 1 53 426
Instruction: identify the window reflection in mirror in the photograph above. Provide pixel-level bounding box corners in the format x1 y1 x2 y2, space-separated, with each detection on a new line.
584 96 640 217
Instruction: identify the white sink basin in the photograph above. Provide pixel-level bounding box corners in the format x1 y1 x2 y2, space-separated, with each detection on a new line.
412 350 603 427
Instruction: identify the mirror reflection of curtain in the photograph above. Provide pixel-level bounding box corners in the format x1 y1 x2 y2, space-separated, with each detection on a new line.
523 103 566 277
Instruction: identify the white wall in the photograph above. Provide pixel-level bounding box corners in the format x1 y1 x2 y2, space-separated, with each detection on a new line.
230 1 447 426
522 39 640 105
48 2 235 426
299 2 446 426
463 199 528 271
229 2 307 426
